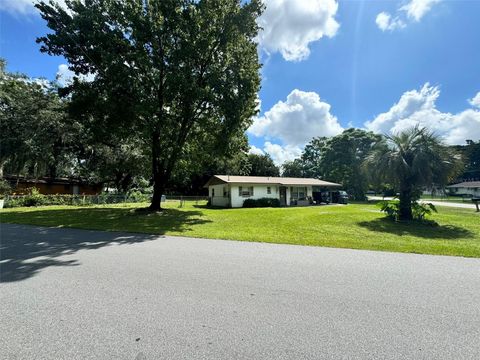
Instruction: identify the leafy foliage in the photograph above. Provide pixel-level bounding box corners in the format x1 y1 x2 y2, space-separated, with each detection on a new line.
0 60 78 179
4 189 153 208
366 126 462 220
379 200 437 222
452 140 480 180
247 153 280 177
243 197 280 208
0 179 12 198
36 0 263 210
279 129 381 199
281 159 306 177
302 129 382 199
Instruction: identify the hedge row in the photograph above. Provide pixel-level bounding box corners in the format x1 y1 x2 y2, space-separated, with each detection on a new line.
243 198 280 208
3 188 151 208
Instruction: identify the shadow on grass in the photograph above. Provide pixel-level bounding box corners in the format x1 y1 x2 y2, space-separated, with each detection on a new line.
192 204 229 210
357 217 474 240
0 207 210 283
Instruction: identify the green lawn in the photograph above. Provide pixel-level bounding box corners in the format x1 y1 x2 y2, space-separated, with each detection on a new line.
1 201 479 257
420 195 472 203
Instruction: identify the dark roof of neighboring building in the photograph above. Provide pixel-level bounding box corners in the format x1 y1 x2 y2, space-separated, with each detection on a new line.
204 175 341 188
4 176 100 185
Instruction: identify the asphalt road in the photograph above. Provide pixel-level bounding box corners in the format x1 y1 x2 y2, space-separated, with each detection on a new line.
1 224 480 360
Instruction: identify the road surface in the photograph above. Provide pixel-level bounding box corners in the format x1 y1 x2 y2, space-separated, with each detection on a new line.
368 196 478 209
1 224 479 359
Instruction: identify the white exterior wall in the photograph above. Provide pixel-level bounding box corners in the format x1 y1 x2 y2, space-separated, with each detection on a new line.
209 184 230 207
230 184 280 208
307 186 313 197
449 187 480 197
209 184 315 208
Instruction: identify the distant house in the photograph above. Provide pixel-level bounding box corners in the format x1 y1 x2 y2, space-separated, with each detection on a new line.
5 176 103 195
446 181 480 198
204 175 341 208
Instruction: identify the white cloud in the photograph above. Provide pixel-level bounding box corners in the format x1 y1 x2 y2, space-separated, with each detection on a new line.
375 12 405 32
446 109 480 144
376 0 441 31
249 142 302 165
0 0 68 15
469 92 480 108
0 0 36 15
249 89 343 147
257 0 340 62
248 145 264 156
401 0 441 22
365 84 480 145
56 64 95 87
263 142 302 165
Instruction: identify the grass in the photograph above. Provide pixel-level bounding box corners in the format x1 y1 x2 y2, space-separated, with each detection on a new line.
420 195 472 203
1 201 480 257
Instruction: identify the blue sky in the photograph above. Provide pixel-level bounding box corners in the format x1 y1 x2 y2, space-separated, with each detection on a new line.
1 0 480 164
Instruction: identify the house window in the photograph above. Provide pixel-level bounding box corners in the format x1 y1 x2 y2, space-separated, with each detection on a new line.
212 188 215 197
239 186 254 197
223 186 228 197
267 186 271 194
290 186 307 200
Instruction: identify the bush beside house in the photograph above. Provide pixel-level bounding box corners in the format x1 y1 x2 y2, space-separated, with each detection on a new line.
243 198 281 208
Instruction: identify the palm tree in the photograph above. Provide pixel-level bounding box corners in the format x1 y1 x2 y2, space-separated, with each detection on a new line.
364 126 462 221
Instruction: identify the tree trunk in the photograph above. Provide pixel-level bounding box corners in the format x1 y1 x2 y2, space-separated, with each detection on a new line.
150 171 166 211
149 131 164 211
398 186 413 221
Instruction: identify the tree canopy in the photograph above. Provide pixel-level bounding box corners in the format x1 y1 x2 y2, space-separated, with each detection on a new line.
36 0 263 209
0 60 77 179
281 159 306 178
247 153 280 177
279 129 382 199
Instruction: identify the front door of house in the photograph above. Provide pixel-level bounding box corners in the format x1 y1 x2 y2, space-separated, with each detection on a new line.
279 186 287 206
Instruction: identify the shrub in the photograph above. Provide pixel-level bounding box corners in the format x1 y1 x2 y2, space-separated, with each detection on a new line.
126 190 151 203
412 201 437 220
0 179 12 199
243 198 280 208
21 187 46 207
378 200 437 222
382 187 396 197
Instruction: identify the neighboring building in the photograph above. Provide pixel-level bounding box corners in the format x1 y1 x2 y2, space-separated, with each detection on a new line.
446 181 480 198
204 175 341 208
5 176 103 195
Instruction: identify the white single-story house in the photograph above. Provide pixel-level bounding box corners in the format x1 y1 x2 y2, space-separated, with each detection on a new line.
204 175 342 208
446 181 480 198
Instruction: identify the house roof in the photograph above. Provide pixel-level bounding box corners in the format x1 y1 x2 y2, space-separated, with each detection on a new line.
4 175 102 186
204 175 341 188
447 181 480 188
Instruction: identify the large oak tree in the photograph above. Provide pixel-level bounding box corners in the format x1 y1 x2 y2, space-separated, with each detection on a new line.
36 0 262 210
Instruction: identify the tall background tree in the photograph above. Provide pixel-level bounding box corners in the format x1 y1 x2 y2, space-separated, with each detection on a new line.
36 0 263 210
0 59 78 180
364 127 462 220
452 140 480 181
280 129 381 199
247 153 279 177
281 159 306 178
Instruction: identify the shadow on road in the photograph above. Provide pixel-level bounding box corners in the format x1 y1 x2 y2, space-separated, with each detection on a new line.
0 207 210 283
357 218 474 240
